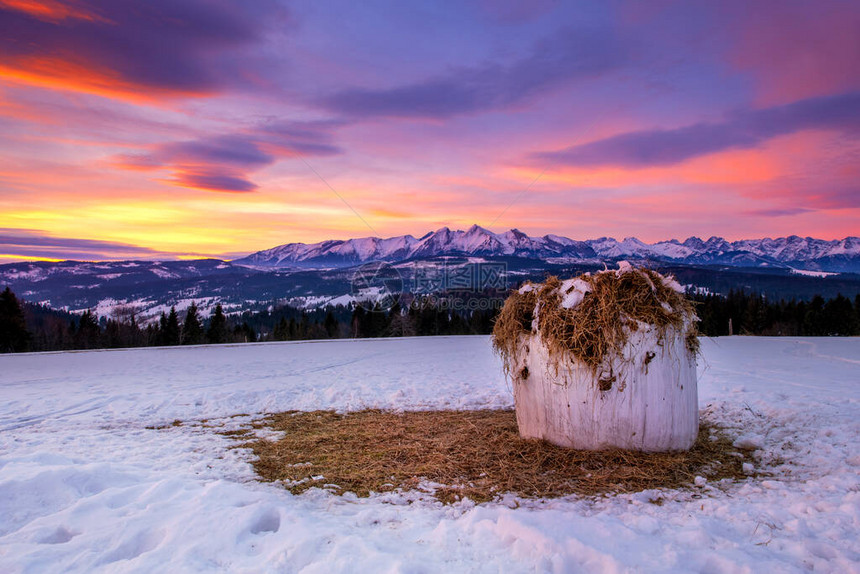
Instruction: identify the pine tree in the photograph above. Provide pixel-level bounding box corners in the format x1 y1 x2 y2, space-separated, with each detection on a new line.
234 321 256 343
76 309 100 349
299 312 310 339
365 303 390 337
163 306 181 345
415 299 440 336
182 302 203 345
157 311 168 345
0 287 31 353
387 302 415 337
324 310 339 338
351 306 366 337
273 317 288 341
144 323 161 346
854 295 860 335
207 303 229 344
804 295 826 335
822 294 853 336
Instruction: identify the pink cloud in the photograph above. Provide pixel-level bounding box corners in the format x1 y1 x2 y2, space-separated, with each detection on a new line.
726 1 860 105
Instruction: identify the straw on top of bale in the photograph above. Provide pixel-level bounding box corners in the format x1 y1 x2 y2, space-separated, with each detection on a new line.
492 262 699 378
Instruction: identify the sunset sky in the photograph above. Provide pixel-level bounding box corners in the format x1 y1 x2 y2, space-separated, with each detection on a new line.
1 0 859 262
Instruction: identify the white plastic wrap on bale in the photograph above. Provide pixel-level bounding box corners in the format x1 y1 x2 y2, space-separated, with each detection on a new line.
513 326 698 451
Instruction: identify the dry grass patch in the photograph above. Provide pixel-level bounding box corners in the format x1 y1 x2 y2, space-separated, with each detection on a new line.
240 409 754 504
145 419 183 430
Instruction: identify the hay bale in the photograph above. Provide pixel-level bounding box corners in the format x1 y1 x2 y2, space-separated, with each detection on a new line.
492 262 699 452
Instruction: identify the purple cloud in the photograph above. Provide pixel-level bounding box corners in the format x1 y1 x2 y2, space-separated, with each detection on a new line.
0 0 283 98
114 121 343 192
321 28 628 118
258 120 345 157
161 136 273 169
0 228 165 260
746 208 814 217
532 91 860 167
115 135 269 192
170 172 258 193
809 187 860 210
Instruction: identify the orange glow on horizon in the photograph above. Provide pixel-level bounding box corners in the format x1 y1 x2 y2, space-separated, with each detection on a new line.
0 253 64 263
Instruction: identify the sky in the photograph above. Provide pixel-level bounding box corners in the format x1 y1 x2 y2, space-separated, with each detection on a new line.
1 0 859 262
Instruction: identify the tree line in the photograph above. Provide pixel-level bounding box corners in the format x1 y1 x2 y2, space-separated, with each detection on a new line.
0 287 253 353
1 285 858 353
692 290 860 336
0 287 501 353
243 292 499 340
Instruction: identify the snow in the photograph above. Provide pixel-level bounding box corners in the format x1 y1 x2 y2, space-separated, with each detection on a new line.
1 336 859 572
69 297 126 318
652 241 694 260
685 284 712 296
288 293 356 309
661 275 685 293
790 268 838 278
590 238 656 259
0 267 47 281
559 278 591 309
544 233 577 246
149 267 180 279
616 259 634 274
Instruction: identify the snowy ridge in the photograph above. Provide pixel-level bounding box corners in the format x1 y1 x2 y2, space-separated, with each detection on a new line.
234 224 597 268
233 226 860 272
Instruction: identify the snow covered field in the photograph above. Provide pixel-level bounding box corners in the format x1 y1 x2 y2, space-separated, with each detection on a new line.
1 336 858 573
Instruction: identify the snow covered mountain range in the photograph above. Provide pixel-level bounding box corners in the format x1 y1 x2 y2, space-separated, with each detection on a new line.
235 225 860 273
2 226 859 320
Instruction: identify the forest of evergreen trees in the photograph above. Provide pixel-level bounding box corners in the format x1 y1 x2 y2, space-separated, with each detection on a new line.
0 285 858 353
691 290 860 337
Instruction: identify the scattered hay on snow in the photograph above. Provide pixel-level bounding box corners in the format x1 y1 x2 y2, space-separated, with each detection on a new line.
237 409 756 504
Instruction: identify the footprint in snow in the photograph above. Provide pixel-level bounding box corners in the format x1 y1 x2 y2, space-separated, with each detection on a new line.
38 526 78 544
249 508 281 535
98 529 166 565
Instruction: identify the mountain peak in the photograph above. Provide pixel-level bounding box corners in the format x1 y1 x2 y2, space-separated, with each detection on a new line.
466 224 489 234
